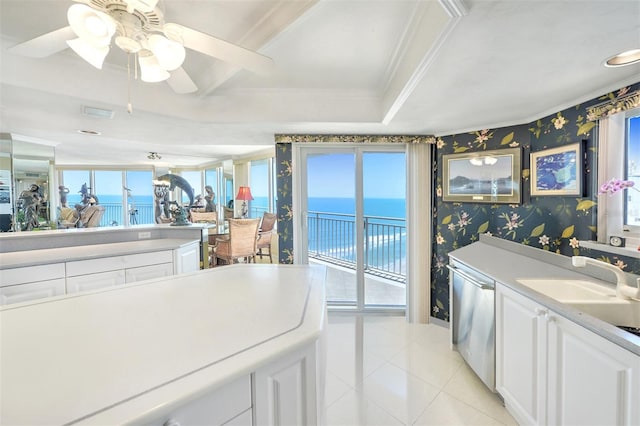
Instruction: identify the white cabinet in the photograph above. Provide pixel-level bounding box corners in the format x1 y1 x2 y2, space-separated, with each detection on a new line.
496 283 546 425
125 263 174 283
546 313 640 426
65 248 193 295
67 270 126 294
0 243 199 305
0 263 66 305
173 242 200 275
0 279 66 305
496 283 640 426
253 343 319 426
124 250 173 283
145 375 251 426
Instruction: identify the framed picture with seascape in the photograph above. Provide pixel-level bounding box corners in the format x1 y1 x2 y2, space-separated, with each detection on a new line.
530 142 582 196
442 147 521 204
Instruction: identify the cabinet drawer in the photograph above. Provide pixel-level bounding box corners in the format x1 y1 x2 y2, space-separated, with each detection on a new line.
223 408 252 425
125 263 173 283
148 375 251 426
66 256 124 277
0 279 66 305
66 270 126 294
125 250 173 269
0 263 66 287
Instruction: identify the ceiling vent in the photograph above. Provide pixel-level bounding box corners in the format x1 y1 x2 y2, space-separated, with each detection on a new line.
82 106 114 119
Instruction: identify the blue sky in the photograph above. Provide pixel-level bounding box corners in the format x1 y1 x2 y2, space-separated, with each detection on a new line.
307 152 405 198
629 115 640 176
62 170 153 199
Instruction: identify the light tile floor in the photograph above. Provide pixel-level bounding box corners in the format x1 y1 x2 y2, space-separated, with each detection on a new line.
323 314 517 426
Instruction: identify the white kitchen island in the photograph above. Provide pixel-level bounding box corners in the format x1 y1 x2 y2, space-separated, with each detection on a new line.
0 264 327 425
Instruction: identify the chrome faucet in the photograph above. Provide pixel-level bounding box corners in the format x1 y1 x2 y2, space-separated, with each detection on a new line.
572 256 640 300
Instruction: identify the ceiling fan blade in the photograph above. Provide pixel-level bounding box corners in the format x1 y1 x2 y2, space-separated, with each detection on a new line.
8 27 76 58
167 24 275 75
167 67 198 94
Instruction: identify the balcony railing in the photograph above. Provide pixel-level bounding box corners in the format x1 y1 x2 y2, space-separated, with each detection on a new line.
307 211 406 283
98 203 156 227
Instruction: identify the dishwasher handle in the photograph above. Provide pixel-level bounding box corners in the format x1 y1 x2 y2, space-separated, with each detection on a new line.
447 265 494 290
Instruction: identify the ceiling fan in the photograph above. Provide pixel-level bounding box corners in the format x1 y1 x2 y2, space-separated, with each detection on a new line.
8 0 275 95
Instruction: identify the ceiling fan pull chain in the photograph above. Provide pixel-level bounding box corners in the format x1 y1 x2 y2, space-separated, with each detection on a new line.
127 52 133 114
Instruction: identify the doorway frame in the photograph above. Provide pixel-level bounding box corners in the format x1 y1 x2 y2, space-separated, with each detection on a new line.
292 143 418 314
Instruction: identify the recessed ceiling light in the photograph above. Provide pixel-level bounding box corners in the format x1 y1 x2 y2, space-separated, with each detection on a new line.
604 49 640 67
77 129 101 135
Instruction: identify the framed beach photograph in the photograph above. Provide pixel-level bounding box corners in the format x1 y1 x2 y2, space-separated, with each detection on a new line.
442 147 521 203
530 142 582 196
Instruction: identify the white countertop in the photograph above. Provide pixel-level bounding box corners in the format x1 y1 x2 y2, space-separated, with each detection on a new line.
0 238 199 269
448 237 640 356
0 264 327 425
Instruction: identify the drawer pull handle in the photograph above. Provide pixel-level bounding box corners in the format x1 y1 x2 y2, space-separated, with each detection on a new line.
534 308 547 316
163 419 181 426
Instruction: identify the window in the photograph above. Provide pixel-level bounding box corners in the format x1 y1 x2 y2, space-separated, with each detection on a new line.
249 159 270 218
179 171 202 206
125 170 154 224
599 106 640 247
61 170 90 207
95 170 123 226
625 110 640 230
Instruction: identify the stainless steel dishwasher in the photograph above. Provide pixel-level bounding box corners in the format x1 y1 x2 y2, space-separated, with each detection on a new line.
448 261 496 392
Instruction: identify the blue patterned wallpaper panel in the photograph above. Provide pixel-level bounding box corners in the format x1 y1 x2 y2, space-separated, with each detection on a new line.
275 143 294 264
431 82 640 321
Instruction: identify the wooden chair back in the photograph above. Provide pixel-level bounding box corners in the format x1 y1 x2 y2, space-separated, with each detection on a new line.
257 212 277 263
213 218 260 265
190 211 217 223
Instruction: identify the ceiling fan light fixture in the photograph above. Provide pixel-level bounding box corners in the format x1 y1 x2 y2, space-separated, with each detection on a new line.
148 34 185 71
162 23 185 43
67 38 109 69
123 0 160 14
139 51 170 82
67 4 115 47
115 36 141 53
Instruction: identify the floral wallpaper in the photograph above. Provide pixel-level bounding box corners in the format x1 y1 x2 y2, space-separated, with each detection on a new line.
431 82 640 321
276 142 294 264
272 86 640 319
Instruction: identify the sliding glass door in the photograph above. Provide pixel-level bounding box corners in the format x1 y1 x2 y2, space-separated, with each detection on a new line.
299 145 406 310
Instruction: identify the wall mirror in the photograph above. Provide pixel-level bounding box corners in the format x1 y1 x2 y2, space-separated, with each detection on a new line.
222 159 234 209
11 139 55 230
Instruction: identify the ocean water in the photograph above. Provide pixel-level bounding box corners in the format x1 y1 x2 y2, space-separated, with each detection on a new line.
63 195 406 275
68 195 406 219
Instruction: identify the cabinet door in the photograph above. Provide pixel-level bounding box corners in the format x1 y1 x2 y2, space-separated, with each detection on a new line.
253 344 318 426
174 243 200 274
66 270 126 294
124 250 173 269
547 314 640 426
496 283 546 426
144 375 251 426
1 263 65 286
0 279 66 305
125 263 173 283
66 256 124 277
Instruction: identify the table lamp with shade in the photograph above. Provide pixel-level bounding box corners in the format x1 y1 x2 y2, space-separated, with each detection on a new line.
236 186 254 218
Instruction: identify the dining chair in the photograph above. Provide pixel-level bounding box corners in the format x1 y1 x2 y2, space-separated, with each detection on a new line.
212 218 260 266
190 211 217 224
80 205 105 228
256 212 277 263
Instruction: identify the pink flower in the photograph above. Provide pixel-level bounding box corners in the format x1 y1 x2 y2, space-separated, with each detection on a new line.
599 178 637 195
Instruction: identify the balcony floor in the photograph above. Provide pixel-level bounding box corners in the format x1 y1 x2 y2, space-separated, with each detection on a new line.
310 259 406 307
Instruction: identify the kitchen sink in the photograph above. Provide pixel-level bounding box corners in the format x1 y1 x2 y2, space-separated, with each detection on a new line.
516 279 617 301
516 279 640 329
